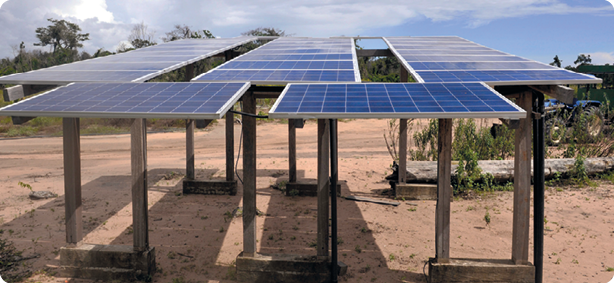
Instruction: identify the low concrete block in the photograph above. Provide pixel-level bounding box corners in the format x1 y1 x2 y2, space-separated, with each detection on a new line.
60 244 155 281
183 180 237 195
236 252 346 283
429 258 535 283
286 179 341 197
395 183 451 200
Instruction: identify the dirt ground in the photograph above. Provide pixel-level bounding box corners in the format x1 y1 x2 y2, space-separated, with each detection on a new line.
0 118 613 283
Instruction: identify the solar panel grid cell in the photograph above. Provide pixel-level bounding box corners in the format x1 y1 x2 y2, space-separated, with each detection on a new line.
0 82 250 119
269 82 525 119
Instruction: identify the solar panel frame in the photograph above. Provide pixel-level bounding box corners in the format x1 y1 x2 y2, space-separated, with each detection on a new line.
0 82 250 119
193 38 362 84
384 36 602 85
268 82 526 120
0 37 260 85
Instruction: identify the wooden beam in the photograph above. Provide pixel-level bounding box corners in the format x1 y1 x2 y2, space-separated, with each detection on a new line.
3 84 56 102
356 49 393 57
242 91 257 257
131 118 149 252
494 85 531 97
398 119 407 183
288 119 297 183
512 92 532 265
529 85 574 104
435 118 453 262
63 118 82 246
317 119 330 258
195 119 213 129
11 116 35 125
186 119 195 180
400 68 409 83
226 110 235 182
185 63 194 82
253 92 282 99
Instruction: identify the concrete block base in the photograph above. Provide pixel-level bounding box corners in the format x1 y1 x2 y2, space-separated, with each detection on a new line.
183 179 237 195
60 244 155 281
428 258 535 283
236 252 346 283
286 179 341 197
395 183 452 200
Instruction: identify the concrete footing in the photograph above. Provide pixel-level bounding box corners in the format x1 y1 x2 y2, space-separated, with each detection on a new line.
286 179 341 197
236 252 346 283
183 179 237 195
60 244 155 281
395 183 449 200
428 258 535 283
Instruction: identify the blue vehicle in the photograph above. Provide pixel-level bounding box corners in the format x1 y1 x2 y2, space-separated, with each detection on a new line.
543 98 604 145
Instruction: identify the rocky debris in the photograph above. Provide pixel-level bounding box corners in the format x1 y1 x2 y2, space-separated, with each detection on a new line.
28 191 58 200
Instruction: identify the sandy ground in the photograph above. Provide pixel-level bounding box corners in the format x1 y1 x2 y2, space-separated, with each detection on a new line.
0 118 613 283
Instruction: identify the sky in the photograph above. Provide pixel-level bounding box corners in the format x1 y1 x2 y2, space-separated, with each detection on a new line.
0 0 612 67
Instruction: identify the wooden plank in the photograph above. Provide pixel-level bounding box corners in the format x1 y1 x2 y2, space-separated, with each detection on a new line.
398 119 407 183
356 49 393 57
195 119 213 129
226 110 234 182
435 118 452 262
343 196 400 206
288 119 297 183
3 84 56 102
63 118 82 245
400 68 409 83
186 119 195 180
317 119 330 258
242 91 257 256
529 85 574 104
11 116 35 125
131 118 149 252
512 92 532 265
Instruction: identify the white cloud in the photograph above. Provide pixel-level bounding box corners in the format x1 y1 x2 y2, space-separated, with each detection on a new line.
0 0 610 58
589 52 614 65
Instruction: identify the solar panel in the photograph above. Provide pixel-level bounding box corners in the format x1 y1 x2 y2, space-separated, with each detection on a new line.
269 82 526 119
0 37 259 85
384 36 602 85
193 38 361 84
0 82 249 119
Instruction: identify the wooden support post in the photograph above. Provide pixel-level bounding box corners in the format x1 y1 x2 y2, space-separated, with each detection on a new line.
289 119 297 183
398 119 407 183
317 119 330 257
131 118 149 252
186 119 195 180
63 118 82 246
242 91 257 257
435 119 452 262
512 92 532 265
185 63 194 82
226 110 234 182
400 67 409 83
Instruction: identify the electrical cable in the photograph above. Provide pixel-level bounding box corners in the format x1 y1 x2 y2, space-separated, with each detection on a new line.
235 119 243 184
423 260 430 283
228 110 269 119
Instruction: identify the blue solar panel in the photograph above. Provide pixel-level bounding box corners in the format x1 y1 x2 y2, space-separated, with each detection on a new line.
194 38 361 84
0 37 258 85
269 82 526 119
0 82 250 119
384 36 602 85
418 70 600 84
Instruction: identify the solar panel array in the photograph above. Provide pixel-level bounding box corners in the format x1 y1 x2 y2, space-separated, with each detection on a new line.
269 82 526 119
193 38 361 84
384 36 601 85
0 82 250 119
0 37 257 85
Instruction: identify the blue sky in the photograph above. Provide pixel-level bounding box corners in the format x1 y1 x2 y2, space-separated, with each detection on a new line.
0 0 612 67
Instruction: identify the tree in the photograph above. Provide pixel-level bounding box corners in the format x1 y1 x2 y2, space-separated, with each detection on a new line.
34 18 90 53
162 25 215 42
574 54 592 66
241 27 286 37
128 22 156 49
550 55 562 68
